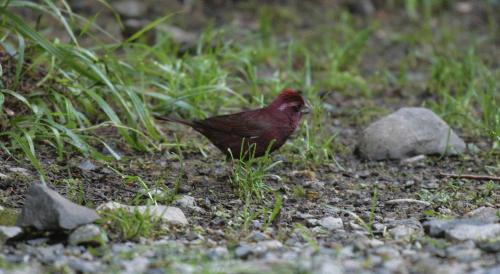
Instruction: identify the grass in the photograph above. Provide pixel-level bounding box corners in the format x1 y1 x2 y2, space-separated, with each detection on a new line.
98 207 166 241
0 0 498 202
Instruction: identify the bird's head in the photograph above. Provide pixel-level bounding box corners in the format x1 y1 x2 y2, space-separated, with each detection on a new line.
268 88 311 123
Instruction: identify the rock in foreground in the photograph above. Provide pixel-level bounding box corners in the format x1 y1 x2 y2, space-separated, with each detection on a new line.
16 184 99 230
357 107 466 160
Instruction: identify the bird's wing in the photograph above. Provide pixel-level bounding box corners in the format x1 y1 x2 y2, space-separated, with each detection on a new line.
193 110 274 139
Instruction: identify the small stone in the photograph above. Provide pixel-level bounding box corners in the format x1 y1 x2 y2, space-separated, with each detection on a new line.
306 218 319 226
77 160 97 171
207 246 229 260
455 1 473 13
34 244 64 264
98 202 188 225
400 155 426 165
0 226 22 243
483 265 500 274
465 207 499 223
478 238 500 252
235 244 253 259
373 223 386 234
161 25 198 46
373 245 400 258
139 187 164 197
466 143 480 154
389 225 418 240
121 256 150 274
319 217 343 231
315 260 344 274
112 0 148 18
8 167 31 176
67 257 102 273
302 180 325 190
247 231 270 242
423 218 487 237
446 244 481 262
68 224 108 246
388 219 423 240
446 223 500 241
174 195 196 208
383 258 406 273
258 240 283 251
17 184 99 230
170 262 196 274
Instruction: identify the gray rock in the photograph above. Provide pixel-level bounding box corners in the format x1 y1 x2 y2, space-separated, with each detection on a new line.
69 224 108 246
8 167 31 177
247 231 271 242
207 246 229 260
389 225 421 240
319 217 344 230
257 240 283 252
67 257 102 273
346 0 375 16
174 195 204 212
477 238 500 252
464 207 499 223
170 262 196 274
235 244 253 259
121 256 150 274
97 202 188 225
423 218 490 237
446 223 500 241
315 260 344 274
382 258 407 274
174 195 195 208
16 184 99 230
0 226 22 243
413 257 468 274
357 107 466 160
78 160 97 171
0 172 9 180
388 218 423 240
483 265 500 274
160 25 198 45
33 244 64 264
112 0 147 18
446 244 481 262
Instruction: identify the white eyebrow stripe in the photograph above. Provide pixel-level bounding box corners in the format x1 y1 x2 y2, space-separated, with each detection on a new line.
278 102 300 111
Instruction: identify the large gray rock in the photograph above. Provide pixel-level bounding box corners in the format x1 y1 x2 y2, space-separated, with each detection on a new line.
17 184 99 230
358 107 466 160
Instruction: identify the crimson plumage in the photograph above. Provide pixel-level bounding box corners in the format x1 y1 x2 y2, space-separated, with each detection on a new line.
156 89 309 159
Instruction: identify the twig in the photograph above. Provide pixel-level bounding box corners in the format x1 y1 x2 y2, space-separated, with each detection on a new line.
439 173 500 182
385 199 431 207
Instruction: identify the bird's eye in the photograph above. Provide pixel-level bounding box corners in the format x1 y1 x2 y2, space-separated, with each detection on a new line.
292 106 300 112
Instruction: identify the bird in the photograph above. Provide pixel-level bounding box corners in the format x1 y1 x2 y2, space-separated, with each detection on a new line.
155 88 310 159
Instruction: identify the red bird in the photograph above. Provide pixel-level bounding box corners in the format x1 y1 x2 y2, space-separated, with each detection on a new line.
156 89 310 159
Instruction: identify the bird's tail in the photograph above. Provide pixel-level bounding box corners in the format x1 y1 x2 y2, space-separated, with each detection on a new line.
154 115 195 127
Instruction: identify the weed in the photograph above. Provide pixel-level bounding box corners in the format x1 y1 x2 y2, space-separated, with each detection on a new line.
229 140 281 202
98 207 165 241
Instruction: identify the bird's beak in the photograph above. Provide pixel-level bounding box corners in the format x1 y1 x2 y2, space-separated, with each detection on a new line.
301 102 312 114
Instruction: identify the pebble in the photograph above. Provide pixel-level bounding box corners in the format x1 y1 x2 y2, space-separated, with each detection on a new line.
234 244 253 259
68 224 108 246
319 217 343 231
0 226 22 243
446 223 500 241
